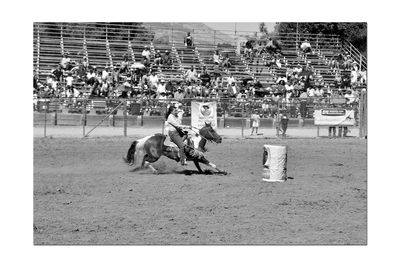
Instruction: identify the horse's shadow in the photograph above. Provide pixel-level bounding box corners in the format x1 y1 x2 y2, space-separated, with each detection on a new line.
173 169 227 176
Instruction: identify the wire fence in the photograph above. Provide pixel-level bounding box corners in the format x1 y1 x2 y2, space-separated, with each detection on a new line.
33 95 365 138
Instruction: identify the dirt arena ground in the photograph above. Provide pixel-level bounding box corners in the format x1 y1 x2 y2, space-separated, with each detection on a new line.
34 132 367 245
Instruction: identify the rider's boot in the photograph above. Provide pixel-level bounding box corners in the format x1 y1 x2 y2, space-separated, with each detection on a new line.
179 147 187 166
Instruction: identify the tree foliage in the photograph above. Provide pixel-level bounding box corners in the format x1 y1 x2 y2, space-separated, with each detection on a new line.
274 22 367 54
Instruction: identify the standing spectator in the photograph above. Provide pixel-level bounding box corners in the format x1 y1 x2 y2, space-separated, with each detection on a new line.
280 112 289 136
66 72 74 94
299 90 308 118
250 110 261 135
184 32 193 47
359 67 367 84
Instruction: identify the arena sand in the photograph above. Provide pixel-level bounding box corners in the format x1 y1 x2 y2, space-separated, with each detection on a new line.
34 136 366 245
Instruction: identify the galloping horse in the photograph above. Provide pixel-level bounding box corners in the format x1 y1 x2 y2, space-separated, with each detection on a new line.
123 123 226 174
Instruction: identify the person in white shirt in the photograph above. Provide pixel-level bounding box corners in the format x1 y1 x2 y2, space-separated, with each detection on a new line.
157 80 166 95
66 72 74 93
226 74 235 86
185 66 198 82
250 111 261 135
142 46 151 61
213 51 221 65
149 72 159 87
60 52 71 70
300 40 312 54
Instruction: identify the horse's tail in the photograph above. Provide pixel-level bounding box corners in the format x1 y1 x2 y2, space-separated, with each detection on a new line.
125 140 138 164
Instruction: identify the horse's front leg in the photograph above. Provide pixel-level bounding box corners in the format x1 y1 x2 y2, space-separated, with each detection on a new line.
143 161 159 175
193 160 203 174
206 162 227 175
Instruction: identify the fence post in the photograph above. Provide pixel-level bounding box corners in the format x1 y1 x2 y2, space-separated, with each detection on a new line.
44 101 47 138
359 90 367 138
241 104 244 138
82 99 87 137
123 99 127 137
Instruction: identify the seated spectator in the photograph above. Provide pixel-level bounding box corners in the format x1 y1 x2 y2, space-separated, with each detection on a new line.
222 55 232 70
265 37 276 53
154 50 162 66
149 71 159 88
199 67 211 86
226 73 236 86
293 64 303 74
213 50 222 65
300 39 312 54
86 68 96 85
344 90 355 105
101 67 109 81
60 52 72 70
359 67 367 84
120 55 130 74
174 88 185 101
158 92 167 100
351 68 358 85
142 46 151 61
184 32 193 47
162 50 172 66
51 64 64 82
185 66 198 82
156 80 166 95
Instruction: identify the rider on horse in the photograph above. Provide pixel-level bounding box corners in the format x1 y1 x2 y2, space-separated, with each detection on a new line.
165 103 192 166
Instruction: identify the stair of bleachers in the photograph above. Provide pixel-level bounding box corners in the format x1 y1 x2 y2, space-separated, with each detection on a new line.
86 39 109 70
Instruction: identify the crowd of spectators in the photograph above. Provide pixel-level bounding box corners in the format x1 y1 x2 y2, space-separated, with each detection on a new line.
33 37 365 114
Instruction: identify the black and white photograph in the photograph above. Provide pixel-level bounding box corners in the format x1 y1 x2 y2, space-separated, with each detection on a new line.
3 1 400 266
32 21 367 245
